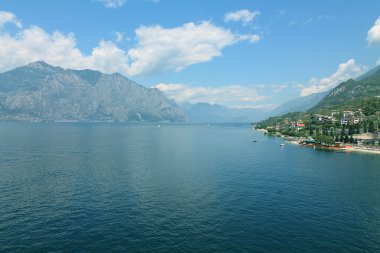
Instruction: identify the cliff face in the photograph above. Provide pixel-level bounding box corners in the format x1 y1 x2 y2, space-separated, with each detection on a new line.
0 61 186 122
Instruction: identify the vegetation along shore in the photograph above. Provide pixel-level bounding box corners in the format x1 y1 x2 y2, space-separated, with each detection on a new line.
254 67 380 155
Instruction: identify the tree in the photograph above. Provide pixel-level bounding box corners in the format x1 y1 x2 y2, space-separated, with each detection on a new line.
355 124 360 134
349 135 354 143
340 134 344 142
341 125 346 135
363 122 368 133
335 135 340 142
348 125 354 136
344 135 349 143
315 135 335 146
368 120 375 133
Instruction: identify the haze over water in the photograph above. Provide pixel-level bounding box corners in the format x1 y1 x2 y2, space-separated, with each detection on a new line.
1 122 380 252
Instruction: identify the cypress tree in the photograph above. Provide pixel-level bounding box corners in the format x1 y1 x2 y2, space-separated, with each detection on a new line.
355 124 360 134
368 121 375 133
344 135 349 143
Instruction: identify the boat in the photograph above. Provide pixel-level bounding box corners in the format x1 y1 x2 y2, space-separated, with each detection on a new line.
280 143 285 146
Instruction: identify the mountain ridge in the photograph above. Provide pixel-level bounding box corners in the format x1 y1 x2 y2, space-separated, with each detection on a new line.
183 102 268 123
269 91 328 117
0 61 186 122
309 68 380 112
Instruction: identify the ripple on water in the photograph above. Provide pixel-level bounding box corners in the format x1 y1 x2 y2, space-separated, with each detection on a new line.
1 123 380 252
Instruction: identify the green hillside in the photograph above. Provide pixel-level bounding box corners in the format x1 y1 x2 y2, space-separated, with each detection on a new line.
310 69 380 113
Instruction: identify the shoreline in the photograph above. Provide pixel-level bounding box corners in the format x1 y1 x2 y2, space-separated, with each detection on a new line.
257 129 380 155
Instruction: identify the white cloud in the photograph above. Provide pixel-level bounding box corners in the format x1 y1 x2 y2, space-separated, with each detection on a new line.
377 59 380 66
224 9 260 25
300 59 367 97
368 16 380 46
153 83 265 108
114 31 124 42
95 0 126 8
317 15 335 21
0 11 22 29
302 18 313 26
126 21 260 76
271 84 287 93
239 34 261 43
0 11 260 76
0 24 131 74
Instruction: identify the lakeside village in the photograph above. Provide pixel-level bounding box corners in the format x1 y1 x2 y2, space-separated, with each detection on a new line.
255 109 380 154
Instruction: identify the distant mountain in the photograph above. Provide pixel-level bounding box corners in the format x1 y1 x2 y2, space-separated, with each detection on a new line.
183 103 268 123
356 65 380 81
310 67 380 112
270 91 328 117
0 61 185 122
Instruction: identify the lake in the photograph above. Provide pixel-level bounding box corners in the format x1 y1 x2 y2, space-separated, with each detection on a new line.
1 122 380 252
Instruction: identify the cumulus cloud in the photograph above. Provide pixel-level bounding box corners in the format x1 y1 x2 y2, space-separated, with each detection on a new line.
95 0 126 8
224 9 260 25
0 24 131 74
239 34 261 43
0 10 22 29
300 59 367 97
127 21 260 75
153 83 265 108
368 16 380 46
0 11 260 76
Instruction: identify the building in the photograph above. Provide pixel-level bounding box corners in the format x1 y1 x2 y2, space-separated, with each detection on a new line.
296 122 305 131
340 112 360 125
331 110 340 117
313 114 331 124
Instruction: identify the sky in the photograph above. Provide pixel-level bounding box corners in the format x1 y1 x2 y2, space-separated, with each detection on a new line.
0 0 380 109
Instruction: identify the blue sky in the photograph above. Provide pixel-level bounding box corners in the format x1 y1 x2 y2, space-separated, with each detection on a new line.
0 0 380 109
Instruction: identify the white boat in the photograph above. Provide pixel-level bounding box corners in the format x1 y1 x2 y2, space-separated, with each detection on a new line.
280 143 285 146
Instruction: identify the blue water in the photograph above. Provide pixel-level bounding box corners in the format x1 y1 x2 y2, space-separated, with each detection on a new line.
1 122 380 252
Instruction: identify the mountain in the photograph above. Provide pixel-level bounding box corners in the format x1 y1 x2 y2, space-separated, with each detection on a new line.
270 91 328 117
183 103 268 123
310 68 380 112
0 61 185 122
356 65 380 81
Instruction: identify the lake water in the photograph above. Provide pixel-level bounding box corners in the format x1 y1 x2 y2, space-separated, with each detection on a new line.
1 122 380 252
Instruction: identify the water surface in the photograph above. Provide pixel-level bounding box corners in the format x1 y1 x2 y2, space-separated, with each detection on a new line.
1 123 380 252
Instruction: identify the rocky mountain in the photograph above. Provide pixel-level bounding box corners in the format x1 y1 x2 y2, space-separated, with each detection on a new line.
310 67 380 112
269 91 328 117
0 61 185 122
183 102 268 123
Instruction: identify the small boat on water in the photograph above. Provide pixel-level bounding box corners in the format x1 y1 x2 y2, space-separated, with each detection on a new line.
280 143 285 147
253 140 258 142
